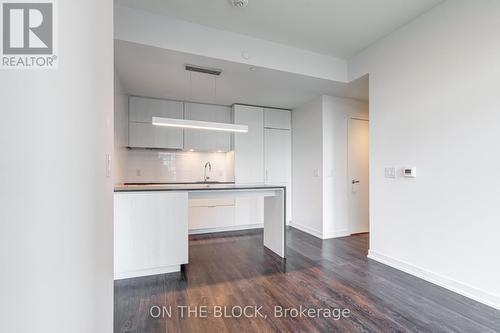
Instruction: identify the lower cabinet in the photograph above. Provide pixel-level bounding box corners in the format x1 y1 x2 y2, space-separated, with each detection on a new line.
114 191 188 279
234 197 264 226
188 198 235 231
188 197 264 233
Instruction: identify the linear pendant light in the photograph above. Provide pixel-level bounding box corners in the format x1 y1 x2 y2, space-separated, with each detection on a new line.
152 117 248 133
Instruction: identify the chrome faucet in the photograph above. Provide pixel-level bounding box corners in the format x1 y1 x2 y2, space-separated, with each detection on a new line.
204 161 212 182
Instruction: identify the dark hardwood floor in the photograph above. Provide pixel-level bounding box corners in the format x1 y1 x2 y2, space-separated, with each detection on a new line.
115 228 500 332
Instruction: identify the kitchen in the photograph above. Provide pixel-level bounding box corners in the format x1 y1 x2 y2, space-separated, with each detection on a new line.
113 97 291 279
113 35 304 279
112 35 370 280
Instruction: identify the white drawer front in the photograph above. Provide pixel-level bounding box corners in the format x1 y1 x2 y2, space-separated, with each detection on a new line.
188 205 235 230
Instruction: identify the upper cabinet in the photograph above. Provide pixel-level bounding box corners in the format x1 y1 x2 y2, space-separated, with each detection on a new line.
129 97 184 123
233 104 264 184
128 97 232 151
183 103 232 152
264 108 291 130
128 96 184 149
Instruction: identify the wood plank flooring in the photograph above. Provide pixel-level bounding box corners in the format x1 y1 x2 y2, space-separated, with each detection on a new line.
114 228 500 332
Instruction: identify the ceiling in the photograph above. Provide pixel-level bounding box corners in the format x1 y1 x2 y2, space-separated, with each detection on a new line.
115 0 443 59
115 40 368 109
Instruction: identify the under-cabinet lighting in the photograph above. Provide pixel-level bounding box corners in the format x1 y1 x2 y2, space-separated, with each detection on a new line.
152 117 248 133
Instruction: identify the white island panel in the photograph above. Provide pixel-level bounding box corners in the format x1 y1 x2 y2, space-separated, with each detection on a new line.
114 191 188 279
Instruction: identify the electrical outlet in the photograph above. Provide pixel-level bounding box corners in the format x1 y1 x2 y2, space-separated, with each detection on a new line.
136 169 142 177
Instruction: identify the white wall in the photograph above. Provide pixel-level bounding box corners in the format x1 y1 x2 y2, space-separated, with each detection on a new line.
322 96 369 238
114 73 129 185
292 97 324 237
292 95 368 239
0 0 114 332
349 0 500 309
114 5 347 82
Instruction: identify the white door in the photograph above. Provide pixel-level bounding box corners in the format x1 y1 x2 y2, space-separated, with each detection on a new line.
348 118 369 234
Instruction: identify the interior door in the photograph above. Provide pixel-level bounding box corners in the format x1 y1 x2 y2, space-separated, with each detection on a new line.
348 118 369 234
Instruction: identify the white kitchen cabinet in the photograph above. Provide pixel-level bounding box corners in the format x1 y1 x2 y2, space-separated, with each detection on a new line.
184 103 232 151
265 129 291 183
233 104 264 184
233 105 265 228
129 96 183 123
265 128 292 223
188 198 235 232
264 108 291 130
129 122 183 149
234 197 264 226
189 206 235 230
128 96 184 149
114 191 188 279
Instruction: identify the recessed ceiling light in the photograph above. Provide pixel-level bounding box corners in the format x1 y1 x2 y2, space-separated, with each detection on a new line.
231 0 248 8
249 66 256 71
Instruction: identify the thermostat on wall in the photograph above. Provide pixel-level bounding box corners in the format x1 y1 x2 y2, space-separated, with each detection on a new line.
403 167 417 178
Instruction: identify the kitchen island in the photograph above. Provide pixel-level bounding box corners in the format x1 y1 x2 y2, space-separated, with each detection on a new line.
114 184 286 279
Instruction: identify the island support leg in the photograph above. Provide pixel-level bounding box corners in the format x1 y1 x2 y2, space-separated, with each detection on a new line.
263 188 286 258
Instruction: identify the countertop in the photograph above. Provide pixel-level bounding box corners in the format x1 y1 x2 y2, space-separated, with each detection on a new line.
114 183 286 192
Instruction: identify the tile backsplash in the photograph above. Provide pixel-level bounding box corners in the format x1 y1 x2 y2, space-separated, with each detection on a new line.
124 149 235 183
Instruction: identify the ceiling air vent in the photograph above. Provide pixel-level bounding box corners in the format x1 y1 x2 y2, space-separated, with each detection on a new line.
185 65 222 76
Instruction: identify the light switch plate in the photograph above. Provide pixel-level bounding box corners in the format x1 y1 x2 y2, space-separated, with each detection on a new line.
385 167 396 178
313 168 320 177
106 154 111 178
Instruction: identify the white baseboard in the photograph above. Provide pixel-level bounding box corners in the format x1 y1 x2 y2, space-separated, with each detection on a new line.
189 224 263 235
322 229 350 239
289 223 351 240
114 265 180 280
289 222 323 239
368 250 500 310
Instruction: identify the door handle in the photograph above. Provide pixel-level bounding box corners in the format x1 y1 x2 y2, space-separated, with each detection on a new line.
352 180 360 184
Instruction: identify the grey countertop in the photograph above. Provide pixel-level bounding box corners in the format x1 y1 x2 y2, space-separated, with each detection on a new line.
114 183 286 192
